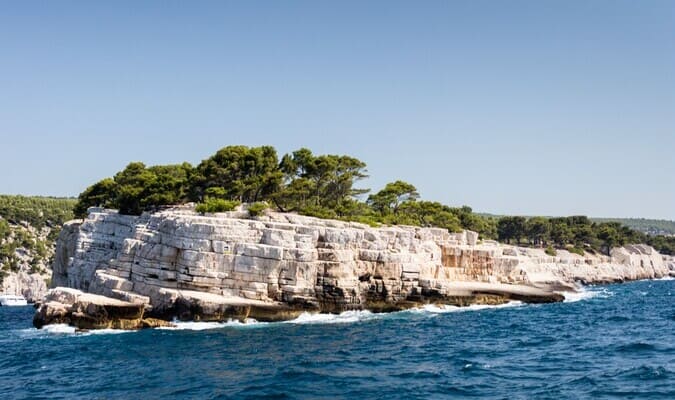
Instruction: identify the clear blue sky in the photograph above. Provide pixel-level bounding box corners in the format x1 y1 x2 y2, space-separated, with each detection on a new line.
1 1 673 219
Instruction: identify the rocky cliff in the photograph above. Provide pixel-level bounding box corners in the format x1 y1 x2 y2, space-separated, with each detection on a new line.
37 207 675 327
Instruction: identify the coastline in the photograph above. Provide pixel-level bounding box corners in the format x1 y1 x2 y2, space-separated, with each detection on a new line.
34 208 674 330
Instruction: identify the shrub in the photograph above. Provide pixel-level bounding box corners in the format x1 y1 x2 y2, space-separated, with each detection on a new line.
298 205 338 220
47 227 61 242
248 202 269 217
195 199 240 214
568 246 585 256
545 246 557 256
342 215 381 227
29 260 42 274
8 255 20 272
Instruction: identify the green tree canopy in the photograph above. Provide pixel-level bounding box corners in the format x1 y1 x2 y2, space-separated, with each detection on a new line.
74 178 118 218
497 216 527 244
74 163 192 216
526 217 551 246
68 144 675 256
191 145 281 203
274 148 369 212
367 180 419 215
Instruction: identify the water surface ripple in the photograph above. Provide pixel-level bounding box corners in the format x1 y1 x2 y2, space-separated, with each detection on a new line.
1 279 673 399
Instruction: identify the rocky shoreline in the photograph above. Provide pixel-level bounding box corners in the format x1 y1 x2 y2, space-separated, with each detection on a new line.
33 208 674 330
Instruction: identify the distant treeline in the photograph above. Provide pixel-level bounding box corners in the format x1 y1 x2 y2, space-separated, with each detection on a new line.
591 218 675 236
0 195 75 229
495 215 675 256
73 145 675 256
481 213 675 237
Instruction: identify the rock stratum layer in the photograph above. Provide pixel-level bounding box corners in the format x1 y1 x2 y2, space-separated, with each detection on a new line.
35 208 675 329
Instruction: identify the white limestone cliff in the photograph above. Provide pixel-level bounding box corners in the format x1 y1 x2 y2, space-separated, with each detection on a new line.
41 207 674 325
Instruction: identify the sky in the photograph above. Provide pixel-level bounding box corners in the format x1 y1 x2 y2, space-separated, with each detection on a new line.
1 1 673 219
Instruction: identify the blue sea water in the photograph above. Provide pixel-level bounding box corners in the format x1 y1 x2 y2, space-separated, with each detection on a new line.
1 279 673 399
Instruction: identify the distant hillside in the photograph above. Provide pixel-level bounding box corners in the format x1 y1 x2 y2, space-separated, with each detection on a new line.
0 195 76 295
478 213 675 236
0 195 76 228
590 218 675 236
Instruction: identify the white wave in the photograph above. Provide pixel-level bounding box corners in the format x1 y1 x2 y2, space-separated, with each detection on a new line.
42 324 76 334
159 318 266 331
162 304 527 329
412 301 523 314
22 324 134 337
284 310 379 325
560 287 612 303
84 328 134 335
654 276 674 281
160 310 384 329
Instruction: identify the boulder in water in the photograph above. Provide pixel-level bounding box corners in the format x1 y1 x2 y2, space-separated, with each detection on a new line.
33 287 173 330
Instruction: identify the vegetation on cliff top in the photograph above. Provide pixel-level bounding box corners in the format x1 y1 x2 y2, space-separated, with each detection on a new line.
590 218 675 236
73 145 675 256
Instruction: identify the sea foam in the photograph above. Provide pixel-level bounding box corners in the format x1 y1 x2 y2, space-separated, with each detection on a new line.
413 301 524 314
160 318 267 331
560 286 613 303
22 286 615 334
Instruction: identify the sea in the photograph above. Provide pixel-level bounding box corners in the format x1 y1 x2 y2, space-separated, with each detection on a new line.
1 278 673 399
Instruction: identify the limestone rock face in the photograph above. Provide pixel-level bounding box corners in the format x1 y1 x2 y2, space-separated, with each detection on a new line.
1 272 48 302
51 220 82 288
44 208 673 326
32 287 171 330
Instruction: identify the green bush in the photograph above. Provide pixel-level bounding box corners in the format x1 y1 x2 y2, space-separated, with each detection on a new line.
8 255 20 272
195 199 240 214
248 202 269 217
0 269 7 286
47 227 61 242
296 205 338 220
545 246 557 256
0 219 10 239
342 215 381 227
29 259 42 274
568 246 585 256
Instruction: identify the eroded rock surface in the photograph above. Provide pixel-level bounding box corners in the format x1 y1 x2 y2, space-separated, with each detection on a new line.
33 287 172 330
39 207 674 328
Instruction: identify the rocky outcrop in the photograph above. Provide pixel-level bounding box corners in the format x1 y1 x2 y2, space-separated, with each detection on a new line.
33 287 172 330
39 207 674 328
438 242 674 289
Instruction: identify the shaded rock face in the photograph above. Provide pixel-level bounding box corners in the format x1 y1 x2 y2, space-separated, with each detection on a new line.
1 272 47 302
33 287 171 330
50 221 82 288
46 208 673 326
